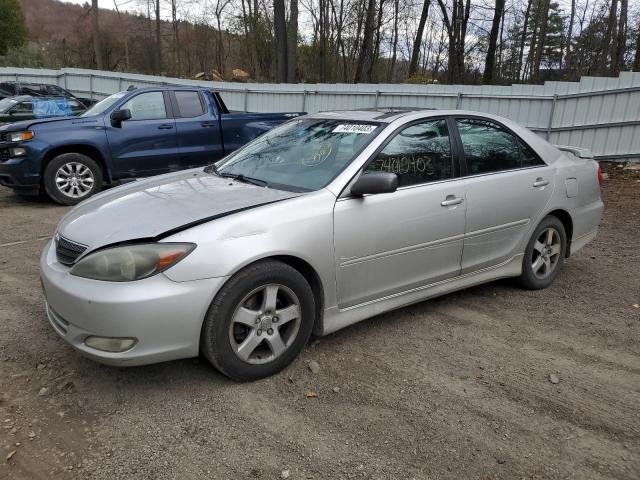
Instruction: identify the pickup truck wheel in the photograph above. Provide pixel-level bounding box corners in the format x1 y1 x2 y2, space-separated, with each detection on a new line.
200 260 315 381
43 153 103 205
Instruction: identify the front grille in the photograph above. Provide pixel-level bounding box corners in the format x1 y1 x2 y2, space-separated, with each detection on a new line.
0 149 9 162
55 235 87 265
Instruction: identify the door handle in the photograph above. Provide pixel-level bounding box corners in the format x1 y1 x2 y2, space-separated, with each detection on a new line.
441 195 464 207
533 177 549 188
157 124 174 130
201 121 216 128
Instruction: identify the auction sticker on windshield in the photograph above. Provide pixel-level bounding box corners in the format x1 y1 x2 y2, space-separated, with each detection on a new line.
333 124 377 134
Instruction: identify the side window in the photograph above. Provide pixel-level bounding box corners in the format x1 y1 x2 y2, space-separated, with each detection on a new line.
175 91 206 117
363 119 452 187
121 92 167 120
519 139 545 167
456 118 545 174
11 102 33 113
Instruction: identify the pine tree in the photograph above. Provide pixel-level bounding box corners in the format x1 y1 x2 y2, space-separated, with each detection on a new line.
0 0 27 55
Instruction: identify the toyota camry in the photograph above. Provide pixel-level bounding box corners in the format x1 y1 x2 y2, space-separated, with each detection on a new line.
40 108 604 380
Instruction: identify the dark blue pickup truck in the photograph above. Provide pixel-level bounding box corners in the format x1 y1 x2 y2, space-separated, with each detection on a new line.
0 86 303 204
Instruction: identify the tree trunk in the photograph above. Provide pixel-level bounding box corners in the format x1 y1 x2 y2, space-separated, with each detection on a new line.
408 0 430 77
531 0 550 82
353 0 376 83
367 0 386 82
613 0 627 73
517 0 533 81
154 0 162 74
286 0 298 82
273 0 287 82
482 0 504 83
387 0 399 81
602 0 618 74
634 28 640 71
563 0 575 73
91 0 104 70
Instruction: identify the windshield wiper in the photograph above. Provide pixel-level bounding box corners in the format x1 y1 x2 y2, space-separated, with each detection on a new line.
205 164 268 187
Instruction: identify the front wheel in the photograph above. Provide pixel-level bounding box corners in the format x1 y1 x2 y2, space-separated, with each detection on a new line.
43 153 103 205
519 215 567 290
200 261 315 381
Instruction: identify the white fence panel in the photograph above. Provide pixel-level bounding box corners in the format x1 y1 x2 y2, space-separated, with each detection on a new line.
1 67 639 161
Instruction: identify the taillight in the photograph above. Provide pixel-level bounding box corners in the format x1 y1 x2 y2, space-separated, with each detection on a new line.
597 163 603 188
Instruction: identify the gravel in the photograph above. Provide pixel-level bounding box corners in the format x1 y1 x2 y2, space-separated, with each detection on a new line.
1 163 639 479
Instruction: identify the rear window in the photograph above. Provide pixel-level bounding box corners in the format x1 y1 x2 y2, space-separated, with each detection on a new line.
175 91 205 117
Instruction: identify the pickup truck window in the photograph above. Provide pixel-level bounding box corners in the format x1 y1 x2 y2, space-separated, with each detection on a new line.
175 91 205 117
81 92 126 117
121 92 167 121
214 118 383 192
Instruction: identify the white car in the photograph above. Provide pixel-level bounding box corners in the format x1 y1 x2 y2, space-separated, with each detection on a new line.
40 109 604 380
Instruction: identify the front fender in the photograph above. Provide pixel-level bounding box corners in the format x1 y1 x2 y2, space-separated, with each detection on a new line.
161 189 339 310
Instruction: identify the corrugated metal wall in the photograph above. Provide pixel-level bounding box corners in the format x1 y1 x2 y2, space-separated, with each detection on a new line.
1 67 639 162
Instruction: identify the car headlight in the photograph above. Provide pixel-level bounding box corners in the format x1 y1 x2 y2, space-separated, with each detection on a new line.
9 131 34 142
70 243 195 282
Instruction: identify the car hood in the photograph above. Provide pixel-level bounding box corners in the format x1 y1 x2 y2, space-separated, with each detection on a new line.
56 168 302 251
0 116 98 131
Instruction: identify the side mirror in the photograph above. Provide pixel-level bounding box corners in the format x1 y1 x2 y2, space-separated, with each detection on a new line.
110 108 132 127
350 172 398 196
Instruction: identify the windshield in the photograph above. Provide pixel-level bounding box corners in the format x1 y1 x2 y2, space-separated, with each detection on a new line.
0 98 18 113
213 118 383 191
81 92 126 117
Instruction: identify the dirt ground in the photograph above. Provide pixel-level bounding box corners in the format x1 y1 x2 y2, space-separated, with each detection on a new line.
1 163 639 480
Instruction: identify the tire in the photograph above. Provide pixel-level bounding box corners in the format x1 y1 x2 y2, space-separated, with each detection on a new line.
519 215 567 290
201 260 316 381
43 153 103 205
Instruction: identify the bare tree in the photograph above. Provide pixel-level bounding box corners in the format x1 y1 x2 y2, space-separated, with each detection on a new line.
482 0 504 83
91 0 104 69
408 0 430 77
635 26 640 71
287 0 298 82
563 0 576 73
437 0 472 84
154 0 162 73
530 0 550 82
354 0 376 83
613 0 627 73
274 0 287 82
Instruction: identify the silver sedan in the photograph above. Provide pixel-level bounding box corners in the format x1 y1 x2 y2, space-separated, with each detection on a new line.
40 109 604 380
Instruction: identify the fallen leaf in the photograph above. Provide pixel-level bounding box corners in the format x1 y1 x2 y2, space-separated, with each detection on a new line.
304 391 319 398
6 450 16 462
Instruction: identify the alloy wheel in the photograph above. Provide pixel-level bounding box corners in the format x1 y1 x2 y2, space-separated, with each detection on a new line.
531 227 562 279
228 284 302 365
55 162 95 198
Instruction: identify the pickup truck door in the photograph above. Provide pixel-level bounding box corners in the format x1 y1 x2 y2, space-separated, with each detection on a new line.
105 91 178 177
170 90 224 168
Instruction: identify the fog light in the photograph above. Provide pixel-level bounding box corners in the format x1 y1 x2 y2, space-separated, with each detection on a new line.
84 336 137 352
10 147 26 156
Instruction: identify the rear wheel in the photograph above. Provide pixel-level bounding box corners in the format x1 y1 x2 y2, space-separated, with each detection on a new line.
519 215 567 290
200 260 315 381
43 153 103 205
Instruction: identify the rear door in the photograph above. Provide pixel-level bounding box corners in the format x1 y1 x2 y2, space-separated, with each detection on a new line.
454 117 553 273
333 118 466 308
105 90 178 177
171 90 224 168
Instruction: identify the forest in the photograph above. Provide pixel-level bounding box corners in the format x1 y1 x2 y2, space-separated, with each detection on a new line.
1 0 639 84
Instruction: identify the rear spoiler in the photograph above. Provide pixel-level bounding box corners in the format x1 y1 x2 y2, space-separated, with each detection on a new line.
555 145 594 159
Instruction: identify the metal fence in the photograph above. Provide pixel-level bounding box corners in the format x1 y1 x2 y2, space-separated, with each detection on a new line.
2 67 639 162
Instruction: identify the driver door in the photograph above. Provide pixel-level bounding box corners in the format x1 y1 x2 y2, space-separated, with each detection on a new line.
105 91 178 177
333 118 466 308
